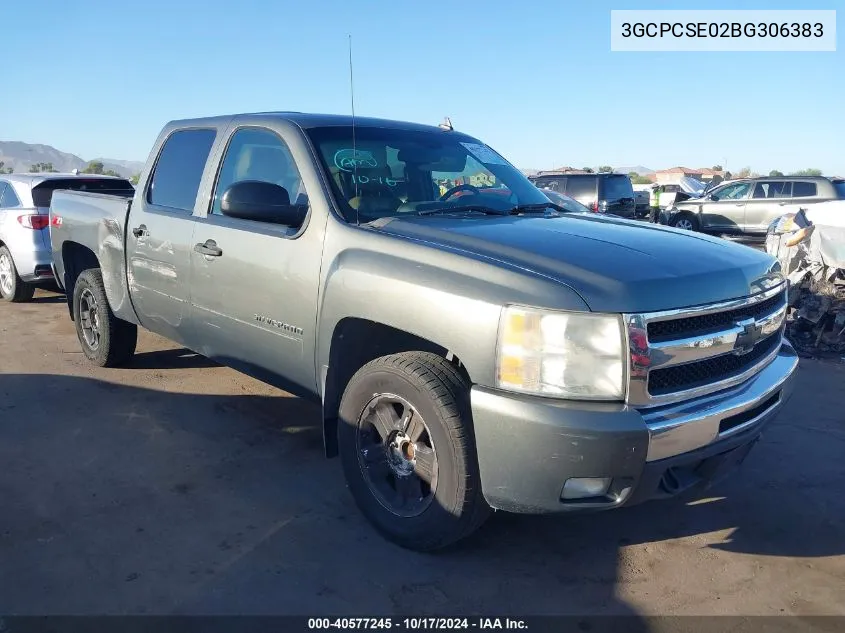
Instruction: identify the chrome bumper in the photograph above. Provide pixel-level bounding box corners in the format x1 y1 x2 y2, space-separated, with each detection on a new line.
642 341 798 462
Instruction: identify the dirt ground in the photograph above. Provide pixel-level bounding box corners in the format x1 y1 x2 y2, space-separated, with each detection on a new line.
1 289 843 617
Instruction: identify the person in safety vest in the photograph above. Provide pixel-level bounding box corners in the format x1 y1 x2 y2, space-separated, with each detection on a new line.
649 185 661 223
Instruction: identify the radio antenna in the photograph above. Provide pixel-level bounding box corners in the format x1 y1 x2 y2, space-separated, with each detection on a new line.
348 34 360 226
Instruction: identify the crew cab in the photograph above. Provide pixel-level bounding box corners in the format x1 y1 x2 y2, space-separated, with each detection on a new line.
49 112 798 550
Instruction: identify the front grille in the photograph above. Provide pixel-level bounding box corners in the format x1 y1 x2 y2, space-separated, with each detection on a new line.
648 290 786 343
648 334 780 395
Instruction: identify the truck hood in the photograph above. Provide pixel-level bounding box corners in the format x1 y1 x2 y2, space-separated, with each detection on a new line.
368 214 783 313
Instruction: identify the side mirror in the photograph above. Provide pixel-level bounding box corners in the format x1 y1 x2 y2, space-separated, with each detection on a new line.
707 194 718 201
220 180 306 226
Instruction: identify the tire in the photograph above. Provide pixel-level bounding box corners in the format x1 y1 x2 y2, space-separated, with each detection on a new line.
338 351 491 551
670 211 700 232
72 268 137 367
0 246 35 303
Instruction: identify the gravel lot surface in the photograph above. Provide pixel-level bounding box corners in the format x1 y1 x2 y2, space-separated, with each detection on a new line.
1 289 843 617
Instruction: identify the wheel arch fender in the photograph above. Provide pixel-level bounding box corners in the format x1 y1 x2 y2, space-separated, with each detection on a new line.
60 239 139 325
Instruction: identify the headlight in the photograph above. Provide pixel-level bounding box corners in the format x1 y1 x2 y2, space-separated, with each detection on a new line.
496 305 626 400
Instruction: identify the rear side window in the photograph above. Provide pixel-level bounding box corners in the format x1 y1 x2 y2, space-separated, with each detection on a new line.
752 181 790 199
564 176 597 199
602 175 634 199
0 183 22 208
791 182 817 198
147 128 216 211
832 181 845 198
32 178 134 208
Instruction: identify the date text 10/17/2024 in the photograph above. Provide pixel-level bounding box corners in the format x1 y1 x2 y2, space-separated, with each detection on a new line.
307 618 529 630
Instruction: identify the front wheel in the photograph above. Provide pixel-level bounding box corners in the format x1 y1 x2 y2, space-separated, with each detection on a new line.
0 246 35 303
338 352 490 551
72 268 138 367
670 211 700 232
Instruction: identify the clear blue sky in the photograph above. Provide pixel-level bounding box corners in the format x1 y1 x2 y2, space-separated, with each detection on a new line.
2 0 842 175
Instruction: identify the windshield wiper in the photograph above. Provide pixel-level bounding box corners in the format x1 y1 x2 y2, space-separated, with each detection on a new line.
507 202 565 215
417 205 510 216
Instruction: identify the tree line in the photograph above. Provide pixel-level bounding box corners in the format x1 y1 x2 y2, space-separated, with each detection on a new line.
625 165 824 185
19 160 122 177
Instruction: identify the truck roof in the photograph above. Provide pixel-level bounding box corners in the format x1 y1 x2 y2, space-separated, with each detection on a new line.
166 111 466 135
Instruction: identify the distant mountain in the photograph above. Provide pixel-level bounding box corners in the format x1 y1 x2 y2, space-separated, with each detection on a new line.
0 141 143 178
91 157 145 175
615 165 654 176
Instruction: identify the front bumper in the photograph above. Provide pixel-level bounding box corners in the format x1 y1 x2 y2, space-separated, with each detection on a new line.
471 341 798 514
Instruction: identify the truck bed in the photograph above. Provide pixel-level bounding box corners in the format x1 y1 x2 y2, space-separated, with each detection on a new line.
49 189 137 323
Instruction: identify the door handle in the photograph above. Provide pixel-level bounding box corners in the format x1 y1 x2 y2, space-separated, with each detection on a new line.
194 239 223 257
132 224 147 237
778 202 787 206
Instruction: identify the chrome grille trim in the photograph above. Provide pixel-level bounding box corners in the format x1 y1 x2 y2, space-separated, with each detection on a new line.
624 283 788 408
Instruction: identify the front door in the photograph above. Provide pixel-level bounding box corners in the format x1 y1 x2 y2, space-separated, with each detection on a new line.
187 126 323 394
699 180 752 232
744 180 793 234
127 128 217 345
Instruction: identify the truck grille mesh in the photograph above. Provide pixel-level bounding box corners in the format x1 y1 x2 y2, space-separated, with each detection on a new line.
648 334 781 395
647 290 786 343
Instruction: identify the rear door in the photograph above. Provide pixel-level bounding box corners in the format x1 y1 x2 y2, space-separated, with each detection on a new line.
744 181 793 232
187 125 323 394
127 128 217 345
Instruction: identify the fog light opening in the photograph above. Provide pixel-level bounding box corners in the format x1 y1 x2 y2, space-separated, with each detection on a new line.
561 477 612 500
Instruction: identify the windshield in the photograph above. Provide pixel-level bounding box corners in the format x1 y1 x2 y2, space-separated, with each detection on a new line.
306 126 552 223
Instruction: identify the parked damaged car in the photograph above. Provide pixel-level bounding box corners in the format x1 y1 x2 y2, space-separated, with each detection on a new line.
766 202 845 356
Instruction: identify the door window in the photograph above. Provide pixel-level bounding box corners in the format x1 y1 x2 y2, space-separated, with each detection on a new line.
147 128 216 212
602 175 634 199
564 177 597 199
714 182 752 201
791 182 818 198
752 181 791 199
210 127 307 226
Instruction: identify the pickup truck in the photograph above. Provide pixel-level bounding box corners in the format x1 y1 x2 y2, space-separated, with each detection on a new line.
49 112 799 551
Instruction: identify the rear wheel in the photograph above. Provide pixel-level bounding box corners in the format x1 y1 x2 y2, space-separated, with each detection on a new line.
338 352 490 551
72 268 137 367
671 211 700 232
0 246 35 303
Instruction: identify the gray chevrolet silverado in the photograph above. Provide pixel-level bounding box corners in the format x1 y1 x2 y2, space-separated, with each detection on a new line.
49 112 798 551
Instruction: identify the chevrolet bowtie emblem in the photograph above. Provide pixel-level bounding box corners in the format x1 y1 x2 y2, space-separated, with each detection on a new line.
734 318 762 355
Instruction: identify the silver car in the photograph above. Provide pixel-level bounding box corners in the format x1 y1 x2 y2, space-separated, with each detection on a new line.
667 176 845 236
0 173 134 301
